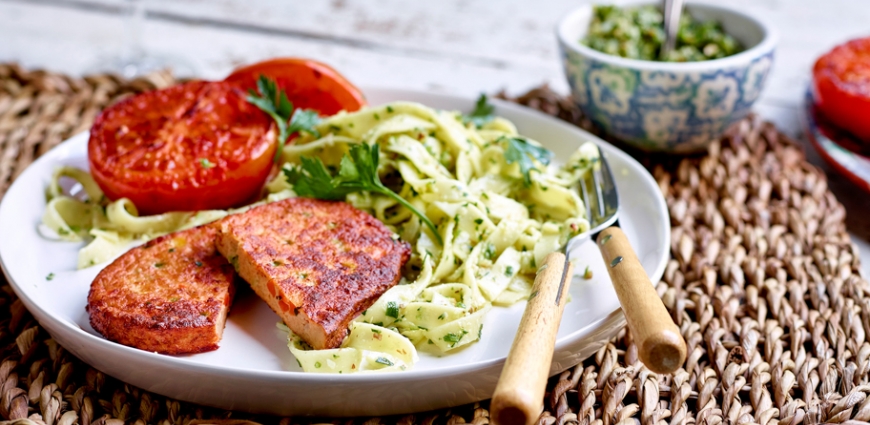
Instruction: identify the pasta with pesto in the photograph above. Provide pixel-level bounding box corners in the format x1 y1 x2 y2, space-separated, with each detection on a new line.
272 101 599 373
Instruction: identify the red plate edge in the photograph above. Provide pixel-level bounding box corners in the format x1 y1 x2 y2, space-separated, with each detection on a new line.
803 89 870 194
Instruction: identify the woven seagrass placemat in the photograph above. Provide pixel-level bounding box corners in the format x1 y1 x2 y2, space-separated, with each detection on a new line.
0 63 869 425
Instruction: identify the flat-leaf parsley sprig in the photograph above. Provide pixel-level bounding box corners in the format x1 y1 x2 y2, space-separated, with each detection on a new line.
285 143 444 245
245 75 321 162
462 96 554 186
462 93 495 128
503 136 553 187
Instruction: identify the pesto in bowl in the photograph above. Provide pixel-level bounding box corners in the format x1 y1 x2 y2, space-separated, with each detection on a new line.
557 2 777 151
582 5 742 62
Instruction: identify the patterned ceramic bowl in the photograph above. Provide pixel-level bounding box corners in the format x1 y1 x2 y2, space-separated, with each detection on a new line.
557 2 777 153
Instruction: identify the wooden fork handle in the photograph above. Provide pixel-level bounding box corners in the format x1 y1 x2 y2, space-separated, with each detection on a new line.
596 227 687 374
490 252 573 425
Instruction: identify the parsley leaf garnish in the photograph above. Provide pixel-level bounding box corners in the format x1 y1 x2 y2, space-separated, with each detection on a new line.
375 357 394 366
443 329 468 347
504 137 553 187
462 93 495 128
288 109 321 138
246 75 321 162
386 301 400 319
199 158 215 169
285 143 443 245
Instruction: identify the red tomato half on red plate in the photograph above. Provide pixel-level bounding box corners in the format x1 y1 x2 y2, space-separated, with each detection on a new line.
224 58 367 115
88 80 277 215
813 36 870 143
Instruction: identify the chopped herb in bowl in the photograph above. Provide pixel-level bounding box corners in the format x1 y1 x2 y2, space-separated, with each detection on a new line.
582 5 743 62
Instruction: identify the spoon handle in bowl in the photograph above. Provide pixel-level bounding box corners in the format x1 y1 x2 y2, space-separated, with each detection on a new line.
596 227 686 373
661 0 685 59
490 252 573 425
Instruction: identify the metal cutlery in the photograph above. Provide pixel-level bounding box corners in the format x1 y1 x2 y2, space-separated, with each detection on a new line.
661 0 686 59
490 146 687 425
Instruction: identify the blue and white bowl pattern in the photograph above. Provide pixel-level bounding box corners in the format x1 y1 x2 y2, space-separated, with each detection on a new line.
557 2 778 153
561 50 774 152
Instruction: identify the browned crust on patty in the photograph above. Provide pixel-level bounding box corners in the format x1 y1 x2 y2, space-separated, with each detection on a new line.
213 198 410 349
87 225 236 354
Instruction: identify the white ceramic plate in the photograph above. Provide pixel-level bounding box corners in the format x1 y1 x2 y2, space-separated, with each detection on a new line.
0 89 669 417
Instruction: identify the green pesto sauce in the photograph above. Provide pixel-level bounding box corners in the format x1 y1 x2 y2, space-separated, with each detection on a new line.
582 5 743 62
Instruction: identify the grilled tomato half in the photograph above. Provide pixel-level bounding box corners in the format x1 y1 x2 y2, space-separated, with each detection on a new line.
813 36 870 142
224 58 366 115
88 80 277 215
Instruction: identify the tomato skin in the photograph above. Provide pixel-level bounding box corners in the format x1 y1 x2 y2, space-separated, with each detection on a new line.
813 37 870 142
224 58 366 115
88 81 277 215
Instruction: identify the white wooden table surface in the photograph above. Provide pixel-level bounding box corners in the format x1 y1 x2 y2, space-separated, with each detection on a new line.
2 0 869 275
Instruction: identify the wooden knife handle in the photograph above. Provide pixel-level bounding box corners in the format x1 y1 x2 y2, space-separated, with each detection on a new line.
490 252 573 425
596 227 686 374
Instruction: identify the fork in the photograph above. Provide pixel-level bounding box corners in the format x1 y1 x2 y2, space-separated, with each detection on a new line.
490 146 687 425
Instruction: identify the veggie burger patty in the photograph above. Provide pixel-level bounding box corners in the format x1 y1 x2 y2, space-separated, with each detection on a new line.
87 225 236 354
212 197 411 350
